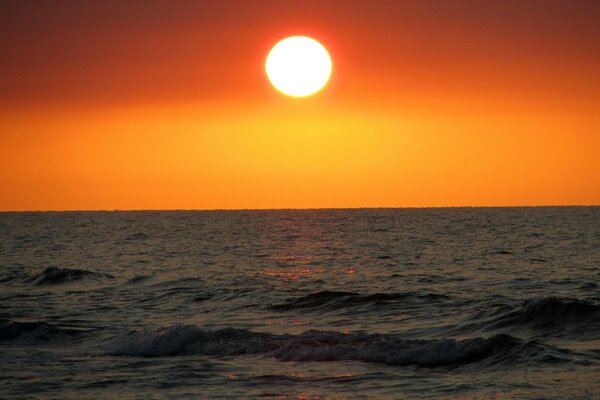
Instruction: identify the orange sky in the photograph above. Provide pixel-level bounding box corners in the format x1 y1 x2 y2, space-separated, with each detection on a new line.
1 0 599 210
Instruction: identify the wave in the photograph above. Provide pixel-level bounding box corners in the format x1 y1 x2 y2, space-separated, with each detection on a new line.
269 290 448 311
0 265 29 285
124 232 149 241
25 267 101 286
112 326 558 367
485 298 600 333
0 319 90 343
124 275 152 285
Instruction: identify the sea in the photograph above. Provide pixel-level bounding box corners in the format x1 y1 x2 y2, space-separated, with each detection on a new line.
1 207 599 399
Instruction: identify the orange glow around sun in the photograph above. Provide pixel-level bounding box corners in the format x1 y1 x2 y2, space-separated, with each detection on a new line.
0 1 599 210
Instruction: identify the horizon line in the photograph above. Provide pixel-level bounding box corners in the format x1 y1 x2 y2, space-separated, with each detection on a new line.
1 204 598 213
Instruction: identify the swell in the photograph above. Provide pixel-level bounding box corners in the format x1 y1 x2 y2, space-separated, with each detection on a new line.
450 298 600 338
24 267 104 286
0 319 92 343
485 298 600 332
270 290 448 311
112 326 563 367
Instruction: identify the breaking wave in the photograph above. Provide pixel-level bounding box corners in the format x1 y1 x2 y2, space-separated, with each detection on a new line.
112 326 560 367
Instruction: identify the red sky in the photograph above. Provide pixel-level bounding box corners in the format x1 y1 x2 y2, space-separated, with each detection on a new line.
1 0 599 210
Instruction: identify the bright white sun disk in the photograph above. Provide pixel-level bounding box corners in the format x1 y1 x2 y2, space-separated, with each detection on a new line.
266 36 332 97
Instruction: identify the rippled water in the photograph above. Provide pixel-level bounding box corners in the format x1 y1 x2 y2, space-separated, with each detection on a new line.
1 208 599 399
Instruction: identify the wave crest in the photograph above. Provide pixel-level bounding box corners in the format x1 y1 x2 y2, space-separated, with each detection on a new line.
0 319 89 343
487 298 600 332
270 291 448 311
112 326 547 367
25 267 100 285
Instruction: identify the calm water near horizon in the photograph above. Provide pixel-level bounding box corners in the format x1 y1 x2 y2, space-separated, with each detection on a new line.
1 207 599 399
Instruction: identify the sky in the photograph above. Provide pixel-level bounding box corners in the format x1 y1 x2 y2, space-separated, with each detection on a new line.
1 0 599 210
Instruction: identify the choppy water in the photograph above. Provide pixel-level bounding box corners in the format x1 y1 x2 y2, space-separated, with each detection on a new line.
1 207 599 399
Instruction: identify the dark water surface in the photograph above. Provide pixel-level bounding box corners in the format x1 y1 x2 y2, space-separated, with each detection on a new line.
1 207 599 399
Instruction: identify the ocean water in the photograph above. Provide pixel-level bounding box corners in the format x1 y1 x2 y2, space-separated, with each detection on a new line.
1 207 599 399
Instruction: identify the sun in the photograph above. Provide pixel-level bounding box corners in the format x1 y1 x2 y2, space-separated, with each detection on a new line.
265 36 332 97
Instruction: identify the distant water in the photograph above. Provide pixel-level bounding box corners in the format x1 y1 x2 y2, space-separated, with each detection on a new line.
1 207 599 399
